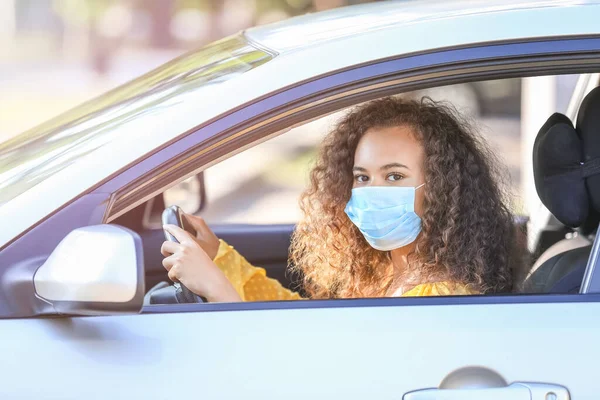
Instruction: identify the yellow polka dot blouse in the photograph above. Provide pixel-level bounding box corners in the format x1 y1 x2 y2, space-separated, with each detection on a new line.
213 240 478 301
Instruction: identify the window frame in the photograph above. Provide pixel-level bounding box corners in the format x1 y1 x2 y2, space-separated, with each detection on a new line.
141 293 600 315
583 224 600 293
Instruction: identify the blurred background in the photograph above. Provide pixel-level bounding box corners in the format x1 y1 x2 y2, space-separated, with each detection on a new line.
0 0 380 141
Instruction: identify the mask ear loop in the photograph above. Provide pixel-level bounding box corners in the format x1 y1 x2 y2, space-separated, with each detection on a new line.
415 183 425 190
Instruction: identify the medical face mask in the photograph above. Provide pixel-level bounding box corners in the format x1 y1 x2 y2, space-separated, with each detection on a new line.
344 184 424 251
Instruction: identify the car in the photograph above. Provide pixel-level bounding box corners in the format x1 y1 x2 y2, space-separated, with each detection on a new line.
2 0 600 398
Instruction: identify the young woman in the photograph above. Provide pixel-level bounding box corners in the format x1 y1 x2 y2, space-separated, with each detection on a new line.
161 97 519 302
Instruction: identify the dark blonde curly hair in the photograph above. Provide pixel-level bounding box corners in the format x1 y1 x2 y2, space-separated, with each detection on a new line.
290 96 518 298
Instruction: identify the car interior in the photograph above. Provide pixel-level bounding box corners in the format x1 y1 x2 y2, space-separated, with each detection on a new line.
111 79 600 304
523 85 600 294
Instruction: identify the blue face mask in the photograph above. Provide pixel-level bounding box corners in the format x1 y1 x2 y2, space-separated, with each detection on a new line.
344 184 425 251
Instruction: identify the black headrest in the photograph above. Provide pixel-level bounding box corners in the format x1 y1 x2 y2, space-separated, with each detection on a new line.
533 86 600 228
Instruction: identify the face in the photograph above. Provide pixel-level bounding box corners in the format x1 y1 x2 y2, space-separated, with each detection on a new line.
352 125 425 216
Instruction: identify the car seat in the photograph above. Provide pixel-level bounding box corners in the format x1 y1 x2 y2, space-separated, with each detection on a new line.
523 86 600 293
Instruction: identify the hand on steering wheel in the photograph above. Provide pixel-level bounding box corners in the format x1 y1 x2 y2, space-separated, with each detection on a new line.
161 224 241 303
183 214 221 260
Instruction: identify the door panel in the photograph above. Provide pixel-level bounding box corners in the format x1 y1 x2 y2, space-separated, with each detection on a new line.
0 300 597 399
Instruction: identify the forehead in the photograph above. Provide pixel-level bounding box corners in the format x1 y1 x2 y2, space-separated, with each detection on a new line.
354 125 423 167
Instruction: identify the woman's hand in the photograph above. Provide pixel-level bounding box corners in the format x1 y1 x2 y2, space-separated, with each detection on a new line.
161 224 241 303
183 214 220 260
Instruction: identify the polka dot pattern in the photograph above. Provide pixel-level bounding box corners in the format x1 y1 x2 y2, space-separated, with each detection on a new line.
213 240 303 302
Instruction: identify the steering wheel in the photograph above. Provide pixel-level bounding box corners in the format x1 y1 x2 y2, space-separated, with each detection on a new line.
144 281 205 306
145 205 206 305
144 281 204 305
174 282 204 303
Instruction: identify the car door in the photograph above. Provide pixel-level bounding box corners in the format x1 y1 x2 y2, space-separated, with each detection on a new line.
3 36 600 400
1 293 599 398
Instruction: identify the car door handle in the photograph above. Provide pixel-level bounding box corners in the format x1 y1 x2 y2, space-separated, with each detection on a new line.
404 382 570 400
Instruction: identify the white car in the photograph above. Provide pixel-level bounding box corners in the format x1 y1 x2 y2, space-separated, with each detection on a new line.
1 0 600 398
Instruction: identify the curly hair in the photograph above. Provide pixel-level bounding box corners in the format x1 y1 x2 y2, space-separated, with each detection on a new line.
289 96 518 298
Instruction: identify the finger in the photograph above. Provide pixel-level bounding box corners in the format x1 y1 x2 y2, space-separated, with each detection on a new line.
161 241 179 257
184 213 209 233
168 267 180 283
163 224 194 243
162 255 176 271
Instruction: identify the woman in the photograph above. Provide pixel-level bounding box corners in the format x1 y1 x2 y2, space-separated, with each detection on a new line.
161 97 518 302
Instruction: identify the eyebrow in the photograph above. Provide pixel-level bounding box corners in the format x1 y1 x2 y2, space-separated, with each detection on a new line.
381 162 409 170
352 163 410 172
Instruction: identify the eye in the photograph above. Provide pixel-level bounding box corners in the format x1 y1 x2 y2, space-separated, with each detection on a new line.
354 174 369 183
386 173 404 182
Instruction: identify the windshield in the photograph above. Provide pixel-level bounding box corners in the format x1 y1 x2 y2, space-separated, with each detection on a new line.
0 35 273 205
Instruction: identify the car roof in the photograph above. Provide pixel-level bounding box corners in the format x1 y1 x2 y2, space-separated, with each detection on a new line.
2 0 600 247
246 0 600 53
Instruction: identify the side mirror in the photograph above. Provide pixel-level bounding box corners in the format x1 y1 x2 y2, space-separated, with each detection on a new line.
34 224 145 315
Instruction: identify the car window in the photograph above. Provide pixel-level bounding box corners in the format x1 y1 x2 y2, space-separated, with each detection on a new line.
187 76 580 228
162 74 596 295
196 114 335 224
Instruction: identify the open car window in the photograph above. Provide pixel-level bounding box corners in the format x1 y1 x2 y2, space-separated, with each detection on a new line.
159 74 600 298
187 75 577 230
